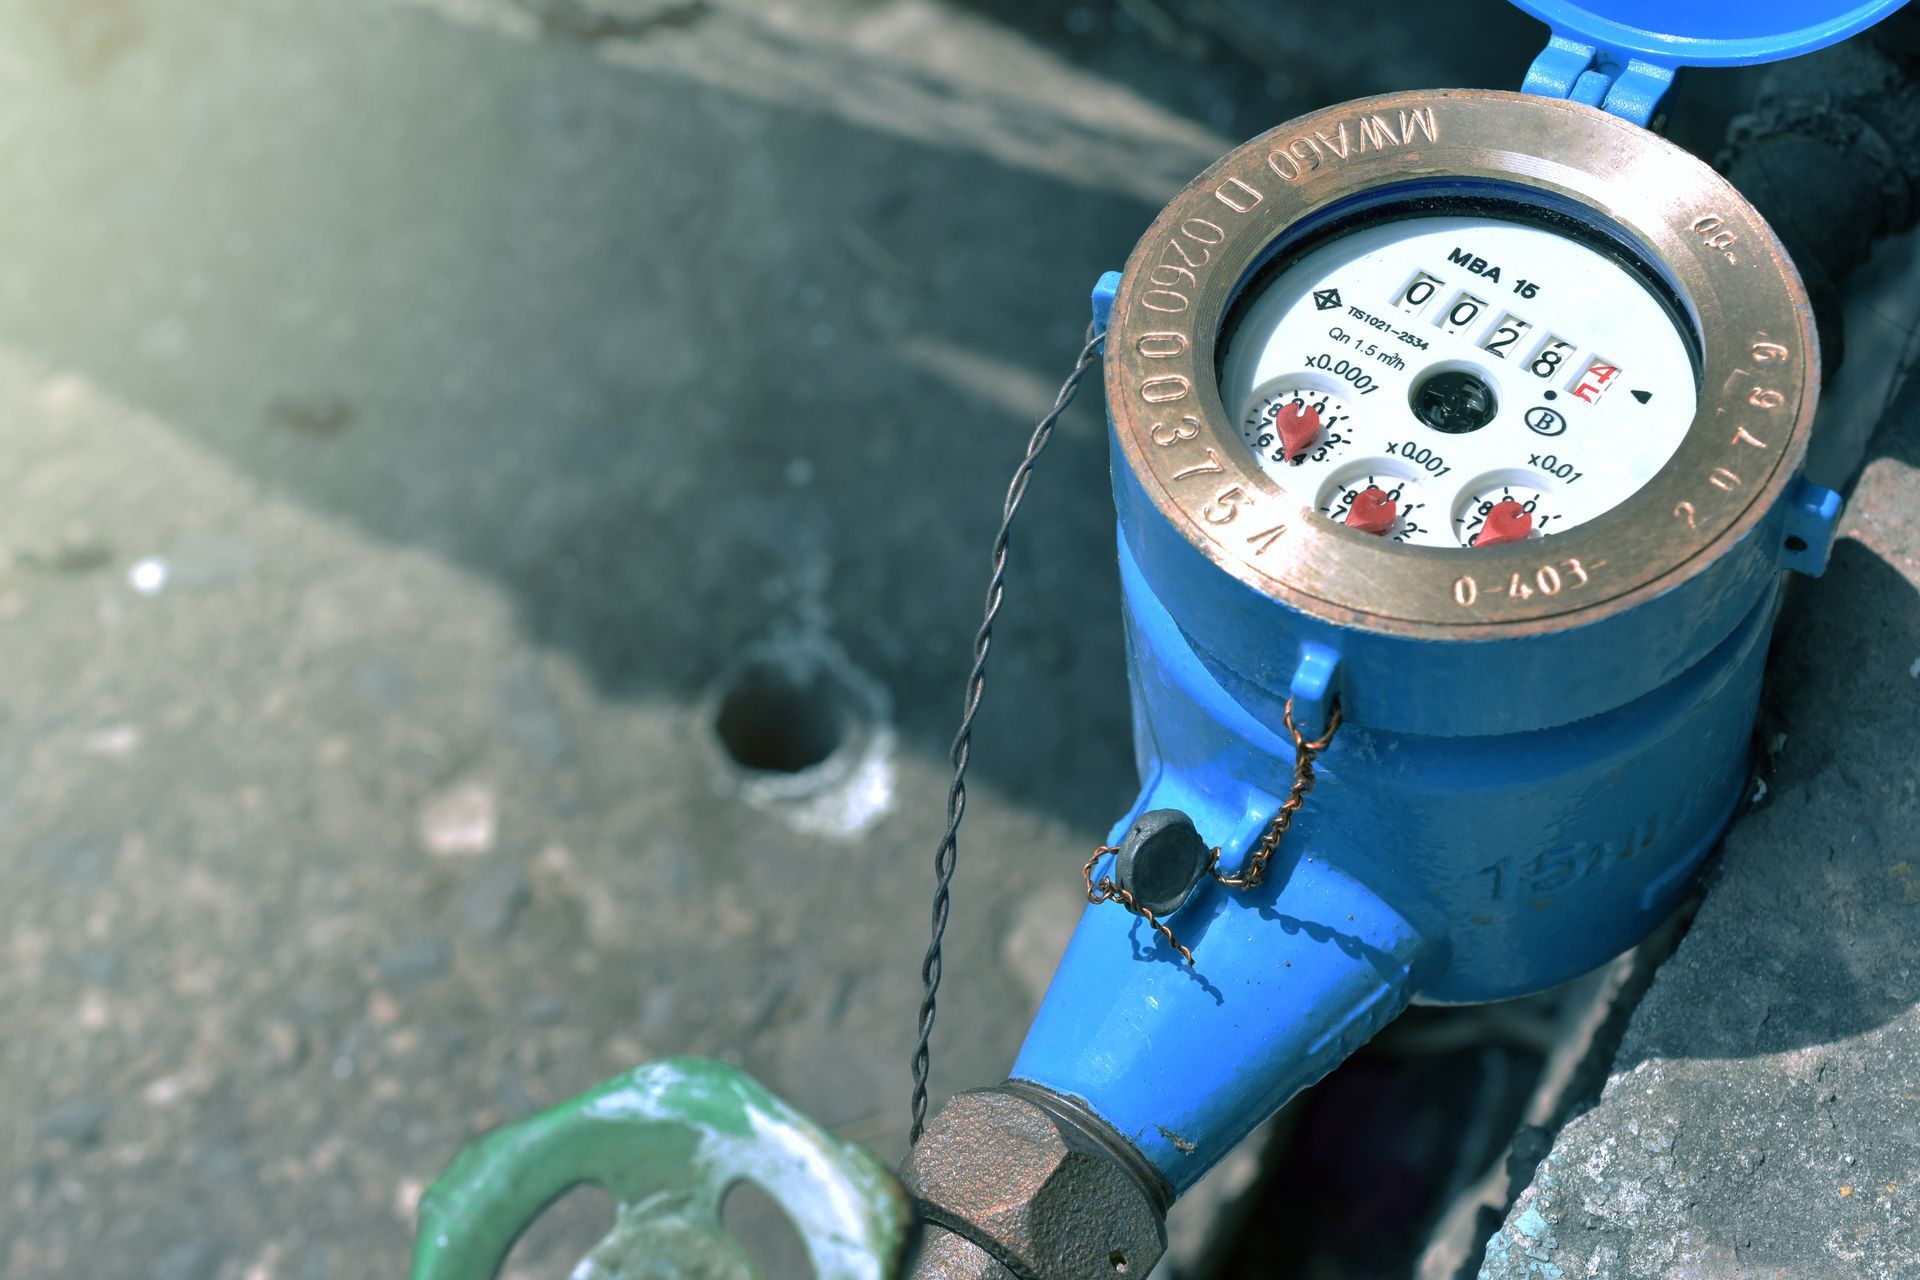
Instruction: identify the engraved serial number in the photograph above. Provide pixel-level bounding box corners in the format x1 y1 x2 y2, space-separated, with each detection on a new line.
1266 107 1439 181
1451 558 1598 608
1691 213 1738 265
1669 337 1792 532
1140 217 1228 315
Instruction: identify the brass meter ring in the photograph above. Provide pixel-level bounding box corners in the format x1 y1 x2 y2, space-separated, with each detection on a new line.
1106 88 1816 637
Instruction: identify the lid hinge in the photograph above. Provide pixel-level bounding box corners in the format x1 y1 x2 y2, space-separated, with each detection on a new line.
1523 34 1674 128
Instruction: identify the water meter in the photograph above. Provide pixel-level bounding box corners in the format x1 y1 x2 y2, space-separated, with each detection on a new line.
901 6 1903 1279
410 6 1909 1279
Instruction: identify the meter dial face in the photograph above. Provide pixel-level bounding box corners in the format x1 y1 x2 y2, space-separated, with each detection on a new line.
1216 215 1698 549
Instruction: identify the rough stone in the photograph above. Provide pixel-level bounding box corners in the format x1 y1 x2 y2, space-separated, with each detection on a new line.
18 527 112 574
517 993 566 1026
34 1095 110 1146
255 1020 308 1074
496 656 574 768
416 783 497 858
160 530 259 591
192 1146 253 1186
54 950 125 984
30 835 118 888
151 1239 225 1280
458 863 531 940
377 935 451 992
1481 371 1920 1280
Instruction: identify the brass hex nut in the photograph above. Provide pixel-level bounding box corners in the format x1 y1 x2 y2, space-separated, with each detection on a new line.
900 1089 1166 1280
906 1224 1020 1280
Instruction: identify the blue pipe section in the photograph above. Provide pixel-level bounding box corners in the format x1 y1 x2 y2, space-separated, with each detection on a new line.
1015 850 1423 1191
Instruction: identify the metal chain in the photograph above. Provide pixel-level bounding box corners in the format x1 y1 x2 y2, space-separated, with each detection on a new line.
1211 698 1343 890
910 323 1104 1146
1084 697 1343 963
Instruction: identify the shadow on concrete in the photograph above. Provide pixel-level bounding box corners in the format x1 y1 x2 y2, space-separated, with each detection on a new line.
0 0 1593 835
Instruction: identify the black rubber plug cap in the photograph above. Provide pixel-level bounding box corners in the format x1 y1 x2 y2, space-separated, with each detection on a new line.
1114 809 1211 917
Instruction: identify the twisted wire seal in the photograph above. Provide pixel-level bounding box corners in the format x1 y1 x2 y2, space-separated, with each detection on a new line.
1084 697 1344 964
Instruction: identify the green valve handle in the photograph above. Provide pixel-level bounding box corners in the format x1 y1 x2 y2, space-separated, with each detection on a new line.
412 1057 913 1280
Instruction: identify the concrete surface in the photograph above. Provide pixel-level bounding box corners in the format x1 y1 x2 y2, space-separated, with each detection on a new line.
0 1 1553 1276
1480 375 1920 1276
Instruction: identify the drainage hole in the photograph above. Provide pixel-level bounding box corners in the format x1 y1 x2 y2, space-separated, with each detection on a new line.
714 658 847 774
1109 1251 1129 1274
1785 535 1809 554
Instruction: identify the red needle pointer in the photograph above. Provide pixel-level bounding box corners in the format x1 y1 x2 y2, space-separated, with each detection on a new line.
1475 498 1534 547
1345 485 1397 536
1275 401 1321 463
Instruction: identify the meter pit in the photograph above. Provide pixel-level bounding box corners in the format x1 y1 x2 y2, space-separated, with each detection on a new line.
1221 206 1700 550
713 653 849 775
705 637 897 839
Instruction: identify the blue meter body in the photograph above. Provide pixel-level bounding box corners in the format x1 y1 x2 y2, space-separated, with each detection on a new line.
1000 1 1900 1193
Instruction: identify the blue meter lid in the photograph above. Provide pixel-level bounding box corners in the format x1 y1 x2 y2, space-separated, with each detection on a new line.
1512 0 1908 124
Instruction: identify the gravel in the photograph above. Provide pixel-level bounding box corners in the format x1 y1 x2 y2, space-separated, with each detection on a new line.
458 863 531 941
377 935 452 991
33 1095 111 1147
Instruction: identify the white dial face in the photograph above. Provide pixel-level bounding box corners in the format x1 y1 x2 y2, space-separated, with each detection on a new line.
1218 213 1698 549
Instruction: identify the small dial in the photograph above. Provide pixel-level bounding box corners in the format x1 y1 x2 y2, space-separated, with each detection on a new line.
1454 478 1559 547
1321 466 1432 544
1241 387 1353 468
